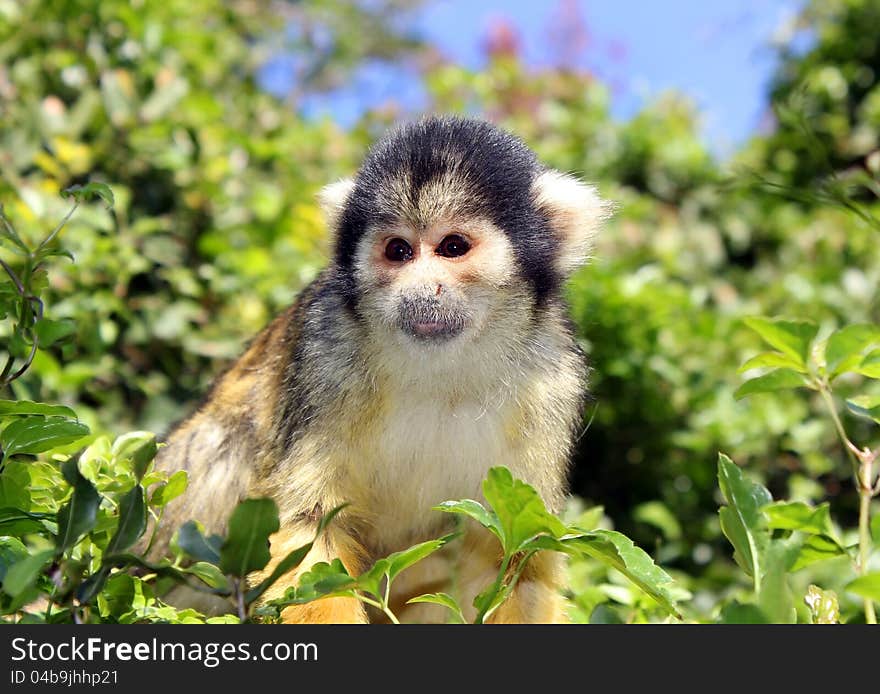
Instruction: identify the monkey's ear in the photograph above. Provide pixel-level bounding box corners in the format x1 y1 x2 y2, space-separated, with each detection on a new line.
532 170 612 277
318 177 356 237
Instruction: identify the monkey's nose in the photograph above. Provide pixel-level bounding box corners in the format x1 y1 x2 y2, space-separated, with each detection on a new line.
435 283 443 296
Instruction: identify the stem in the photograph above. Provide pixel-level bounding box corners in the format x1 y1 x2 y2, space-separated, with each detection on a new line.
142 507 164 558
5 338 38 385
751 536 762 597
0 256 25 294
380 577 399 624
0 354 14 383
818 384 877 624
486 551 537 622
474 554 511 624
357 593 400 624
1 254 41 386
858 487 876 624
234 578 247 623
381 604 400 625
35 202 79 255
818 386 861 472
0 209 29 253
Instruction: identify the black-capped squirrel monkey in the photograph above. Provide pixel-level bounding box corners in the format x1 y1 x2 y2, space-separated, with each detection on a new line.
151 116 610 623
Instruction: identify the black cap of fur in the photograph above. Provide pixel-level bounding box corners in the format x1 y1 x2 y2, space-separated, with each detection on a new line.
334 116 559 303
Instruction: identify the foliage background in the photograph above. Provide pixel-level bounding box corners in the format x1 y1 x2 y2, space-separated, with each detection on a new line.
1 0 879 622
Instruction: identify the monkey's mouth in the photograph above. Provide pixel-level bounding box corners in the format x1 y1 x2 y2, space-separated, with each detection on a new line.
401 318 466 342
409 320 460 340
397 297 468 342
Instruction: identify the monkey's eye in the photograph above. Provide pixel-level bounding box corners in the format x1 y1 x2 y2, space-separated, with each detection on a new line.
384 238 413 262
436 234 470 258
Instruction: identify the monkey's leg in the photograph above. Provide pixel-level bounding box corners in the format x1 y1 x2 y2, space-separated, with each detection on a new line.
458 529 566 624
254 525 369 624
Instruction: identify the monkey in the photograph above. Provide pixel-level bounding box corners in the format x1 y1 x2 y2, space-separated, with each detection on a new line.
148 115 610 623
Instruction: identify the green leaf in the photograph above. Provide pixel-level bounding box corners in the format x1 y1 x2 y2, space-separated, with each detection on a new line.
356 558 389 599
0 462 31 509
314 504 348 536
407 592 466 624
717 453 771 578
0 208 29 254
2 549 53 597
757 539 799 623
872 513 880 544
845 395 880 424
291 559 357 603
183 562 229 590
825 324 880 377
34 247 74 262
34 318 76 347
433 498 502 543
56 459 101 553
150 470 188 507
105 485 146 554
0 400 77 418
356 534 457 599
176 521 222 564
219 498 279 577
0 507 56 535
111 432 158 480
792 535 848 573
76 566 112 605
562 529 681 618
386 535 455 583
1 416 90 461
62 182 114 209
734 369 809 400
845 573 880 602
243 503 347 604
762 501 835 536
482 466 568 553
99 552 191 586
742 317 818 366
96 573 137 618
857 349 880 379
738 351 807 374
718 601 770 624
245 540 315 605
6 330 30 360
0 536 28 583
804 585 839 624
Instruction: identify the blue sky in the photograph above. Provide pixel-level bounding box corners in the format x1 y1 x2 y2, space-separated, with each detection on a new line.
276 0 807 157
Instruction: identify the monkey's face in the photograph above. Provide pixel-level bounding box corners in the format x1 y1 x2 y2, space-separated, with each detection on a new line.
321 117 609 363
353 214 524 350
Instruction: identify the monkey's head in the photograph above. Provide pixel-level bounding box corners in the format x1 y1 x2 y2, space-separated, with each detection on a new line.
320 116 610 363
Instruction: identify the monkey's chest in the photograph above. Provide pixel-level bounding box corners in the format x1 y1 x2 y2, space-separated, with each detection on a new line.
343 395 523 551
